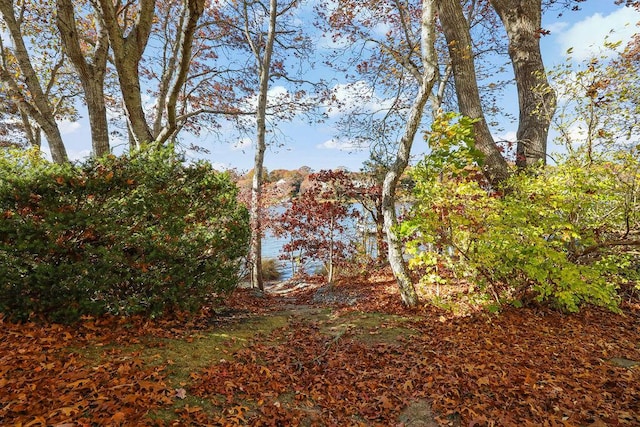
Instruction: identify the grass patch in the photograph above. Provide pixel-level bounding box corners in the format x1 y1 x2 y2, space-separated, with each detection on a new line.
142 314 291 423
68 314 290 382
143 315 290 385
319 311 417 345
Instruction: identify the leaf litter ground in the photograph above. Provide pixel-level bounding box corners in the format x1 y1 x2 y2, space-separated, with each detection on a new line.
1 271 639 426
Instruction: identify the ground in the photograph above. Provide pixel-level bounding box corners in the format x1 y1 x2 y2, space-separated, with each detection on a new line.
1 271 639 426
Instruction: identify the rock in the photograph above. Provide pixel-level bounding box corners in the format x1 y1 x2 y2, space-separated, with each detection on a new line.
398 400 439 427
609 357 639 369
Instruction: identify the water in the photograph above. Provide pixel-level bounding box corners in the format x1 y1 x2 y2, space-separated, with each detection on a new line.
261 222 379 281
262 231 296 280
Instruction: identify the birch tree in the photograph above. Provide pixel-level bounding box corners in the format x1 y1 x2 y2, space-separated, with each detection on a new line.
219 0 317 291
247 0 279 292
322 0 442 305
381 0 439 306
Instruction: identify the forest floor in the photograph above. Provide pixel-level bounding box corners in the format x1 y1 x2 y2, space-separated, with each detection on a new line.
1 271 639 426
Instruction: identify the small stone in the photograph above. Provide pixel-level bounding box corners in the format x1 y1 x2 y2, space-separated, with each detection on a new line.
609 357 639 369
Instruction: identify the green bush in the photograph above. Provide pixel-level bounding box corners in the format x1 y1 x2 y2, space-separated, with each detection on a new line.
401 113 635 312
0 147 249 322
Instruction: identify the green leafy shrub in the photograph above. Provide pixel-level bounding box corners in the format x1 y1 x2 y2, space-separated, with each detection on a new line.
402 113 635 312
0 147 249 322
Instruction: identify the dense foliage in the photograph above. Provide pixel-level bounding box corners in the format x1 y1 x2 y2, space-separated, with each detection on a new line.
272 170 361 283
402 114 638 312
0 147 249 322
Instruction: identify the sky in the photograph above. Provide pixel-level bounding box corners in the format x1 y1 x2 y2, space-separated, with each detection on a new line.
53 1 640 173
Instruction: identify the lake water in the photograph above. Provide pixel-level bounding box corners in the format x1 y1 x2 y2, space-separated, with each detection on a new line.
260 210 378 280
262 231 296 280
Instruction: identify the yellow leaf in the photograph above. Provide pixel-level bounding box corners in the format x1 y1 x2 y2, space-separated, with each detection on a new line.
477 376 491 386
260 366 272 378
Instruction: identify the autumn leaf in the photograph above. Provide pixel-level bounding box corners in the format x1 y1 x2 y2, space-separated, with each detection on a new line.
111 411 126 423
175 388 187 399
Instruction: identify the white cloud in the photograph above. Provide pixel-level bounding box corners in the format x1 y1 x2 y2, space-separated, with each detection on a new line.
211 162 231 171
557 7 640 61
316 138 363 151
372 21 392 37
237 85 308 119
232 137 253 151
68 149 92 161
268 85 289 98
566 123 589 142
318 32 352 50
545 21 569 35
57 119 81 135
495 131 517 144
326 80 395 118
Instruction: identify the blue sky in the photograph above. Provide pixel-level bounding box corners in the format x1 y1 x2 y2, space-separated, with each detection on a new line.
54 1 640 173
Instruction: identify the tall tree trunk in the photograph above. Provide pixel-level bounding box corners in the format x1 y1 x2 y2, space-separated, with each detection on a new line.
18 108 41 149
154 0 206 145
0 0 68 163
328 215 335 284
92 0 155 148
375 199 386 264
84 84 110 157
437 0 510 186
490 0 557 168
250 151 265 291
57 0 110 157
249 0 278 292
40 117 68 164
383 0 439 307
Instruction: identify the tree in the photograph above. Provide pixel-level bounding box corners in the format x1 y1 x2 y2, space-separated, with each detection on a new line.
0 0 71 163
247 0 279 292
381 0 439 307
90 0 155 148
436 0 510 185
273 170 361 283
91 0 208 150
490 0 557 168
219 0 318 291
321 0 442 305
358 153 389 265
548 36 640 159
149 0 206 145
57 0 111 157
543 40 640 264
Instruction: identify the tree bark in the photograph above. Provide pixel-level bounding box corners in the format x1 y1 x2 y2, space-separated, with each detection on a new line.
249 0 278 292
383 0 439 307
490 0 557 168
437 0 510 186
153 0 206 145
374 197 386 264
0 0 68 163
57 0 111 157
91 0 155 148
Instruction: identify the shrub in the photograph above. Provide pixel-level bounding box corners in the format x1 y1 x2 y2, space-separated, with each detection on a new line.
0 147 249 322
401 113 633 312
272 170 361 283
261 258 282 281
